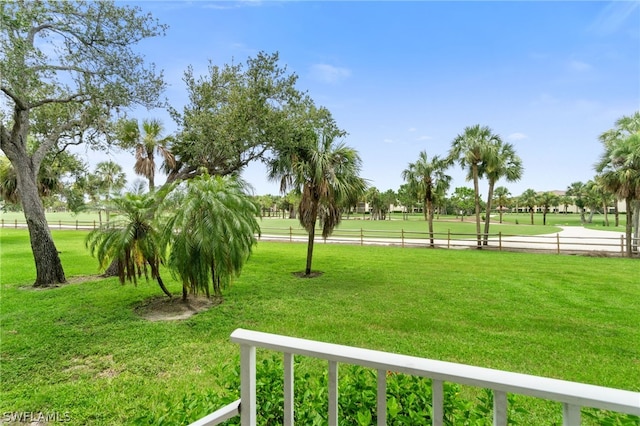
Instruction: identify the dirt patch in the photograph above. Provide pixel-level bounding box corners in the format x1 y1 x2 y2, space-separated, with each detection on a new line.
134 295 218 321
292 271 324 278
19 275 105 290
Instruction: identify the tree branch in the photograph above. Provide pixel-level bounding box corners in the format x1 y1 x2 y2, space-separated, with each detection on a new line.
1 86 28 110
28 93 90 109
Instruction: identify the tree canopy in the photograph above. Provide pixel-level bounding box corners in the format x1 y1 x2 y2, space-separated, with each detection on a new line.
168 51 309 182
1 0 166 286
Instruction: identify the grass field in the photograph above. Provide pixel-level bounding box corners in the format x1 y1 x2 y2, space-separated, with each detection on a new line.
1 229 638 424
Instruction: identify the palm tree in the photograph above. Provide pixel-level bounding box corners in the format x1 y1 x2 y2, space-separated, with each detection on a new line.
268 125 366 276
566 181 588 224
402 151 451 247
537 192 558 225
449 125 501 248
558 194 572 215
160 174 260 299
94 161 126 224
596 114 640 256
85 193 172 298
480 141 523 244
493 186 511 223
117 118 175 191
520 189 538 225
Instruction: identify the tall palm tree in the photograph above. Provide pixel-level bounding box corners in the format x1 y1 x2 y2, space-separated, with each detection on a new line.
493 186 511 223
449 124 501 248
520 188 538 225
118 118 175 191
160 174 260 299
85 193 172 298
480 141 523 244
597 133 640 257
402 151 451 247
269 127 366 276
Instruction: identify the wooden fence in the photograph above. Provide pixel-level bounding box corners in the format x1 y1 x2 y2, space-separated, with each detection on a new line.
2 219 637 257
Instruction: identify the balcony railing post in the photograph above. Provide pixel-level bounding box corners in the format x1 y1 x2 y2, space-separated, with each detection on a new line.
493 390 507 426
432 379 443 426
562 403 580 426
377 369 386 425
240 344 256 426
328 361 339 426
283 353 294 426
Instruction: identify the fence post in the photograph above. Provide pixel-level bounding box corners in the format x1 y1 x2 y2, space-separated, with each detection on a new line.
15 219 18 228
401 229 405 248
93 220 96 229
499 232 502 251
621 235 625 256
1 219 3 228
360 228 364 246
289 226 292 243
556 233 560 255
447 229 450 249
76 220 78 230
59 220 62 229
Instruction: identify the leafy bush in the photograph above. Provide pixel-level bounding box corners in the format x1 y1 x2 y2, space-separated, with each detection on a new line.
135 356 637 425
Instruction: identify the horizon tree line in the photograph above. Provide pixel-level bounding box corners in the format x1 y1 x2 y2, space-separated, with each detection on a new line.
2 1 638 289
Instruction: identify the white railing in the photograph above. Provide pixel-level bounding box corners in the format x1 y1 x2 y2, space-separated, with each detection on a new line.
191 328 640 426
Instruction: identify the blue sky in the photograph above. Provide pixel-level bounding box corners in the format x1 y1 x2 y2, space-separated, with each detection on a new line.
105 0 640 197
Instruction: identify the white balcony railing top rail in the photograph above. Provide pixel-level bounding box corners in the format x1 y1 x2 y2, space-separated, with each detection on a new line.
191 328 640 426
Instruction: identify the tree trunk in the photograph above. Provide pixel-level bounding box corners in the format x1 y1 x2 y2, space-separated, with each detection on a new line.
472 166 482 249
603 202 609 227
614 204 619 227
530 209 534 225
155 276 172 298
16 155 66 286
149 261 172 298
633 200 639 255
102 259 119 277
427 199 434 247
305 224 316 276
624 198 633 257
483 181 495 245
543 210 547 225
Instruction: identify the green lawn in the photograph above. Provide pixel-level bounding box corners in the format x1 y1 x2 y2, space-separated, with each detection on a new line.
1 229 638 424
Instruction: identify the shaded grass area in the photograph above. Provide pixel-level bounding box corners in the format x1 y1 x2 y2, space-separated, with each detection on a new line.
1 229 639 424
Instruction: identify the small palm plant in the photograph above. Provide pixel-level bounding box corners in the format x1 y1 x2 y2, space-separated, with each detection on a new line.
85 193 172 298
160 173 260 300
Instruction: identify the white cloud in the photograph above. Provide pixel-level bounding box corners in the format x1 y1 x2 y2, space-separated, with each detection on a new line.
383 138 395 144
416 135 432 141
309 64 351 84
507 133 527 141
408 127 417 132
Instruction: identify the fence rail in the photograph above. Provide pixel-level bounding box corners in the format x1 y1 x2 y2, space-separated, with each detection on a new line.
191 328 640 426
257 226 637 257
2 219 637 256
